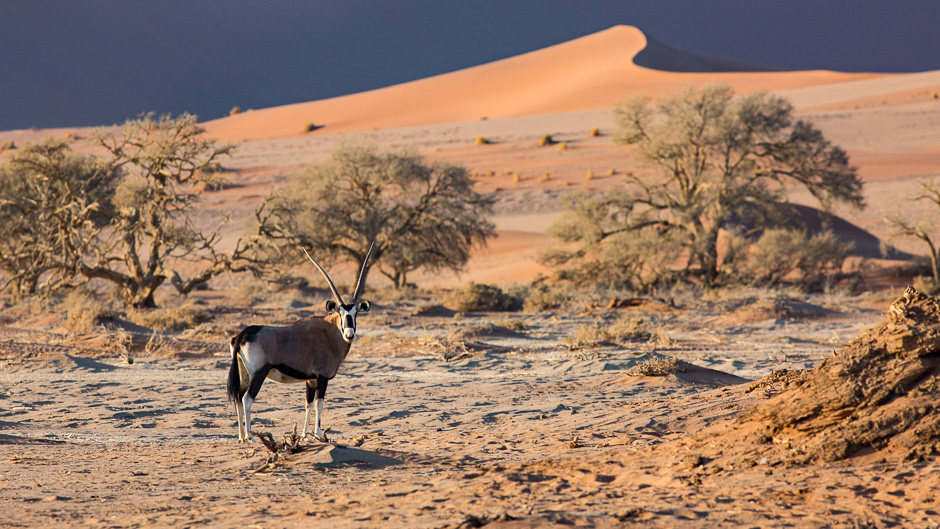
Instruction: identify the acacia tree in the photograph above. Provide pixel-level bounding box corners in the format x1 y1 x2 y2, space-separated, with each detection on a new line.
885 180 940 284
79 113 240 307
0 114 265 308
256 143 495 288
547 83 864 288
0 140 117 300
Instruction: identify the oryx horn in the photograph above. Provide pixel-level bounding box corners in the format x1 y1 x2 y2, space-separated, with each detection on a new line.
352 240 376 302
302 247 344 305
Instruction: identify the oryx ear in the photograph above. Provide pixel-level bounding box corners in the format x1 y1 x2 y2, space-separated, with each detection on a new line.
325 300 338 313
358 300 371 313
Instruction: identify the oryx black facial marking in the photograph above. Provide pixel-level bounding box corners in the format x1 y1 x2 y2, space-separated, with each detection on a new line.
226 242 375 442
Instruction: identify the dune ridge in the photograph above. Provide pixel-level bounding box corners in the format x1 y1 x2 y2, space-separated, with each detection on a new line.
204 25 880 142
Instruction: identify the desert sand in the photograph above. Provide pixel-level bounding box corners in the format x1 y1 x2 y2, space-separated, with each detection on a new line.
2 25 940 528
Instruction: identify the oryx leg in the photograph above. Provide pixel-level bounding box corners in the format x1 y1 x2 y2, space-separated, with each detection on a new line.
241 365 271 443
303 379 316 438
234 360 250 442
312 376 329 441
235 398 247 442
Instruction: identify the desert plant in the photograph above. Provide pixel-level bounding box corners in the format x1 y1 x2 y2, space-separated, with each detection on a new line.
589 127 600 137
256 142 495 289
230 106 242 116
475 136 489 146
629 355 682 376
605 316 651 342
0 116 271 307
0 139 117 300
493 316 527 331
613 84 862 286
885 179 940 285
521 282 577 312
547 83 863 289
63 287 117 333
745 228 854 290
0 141 14 151
573 316 650 346
444 282 515 312
128 300 210 331
557 142 568 152
538 134 554 146
912 275 940 295
85 113 256 307
541 197 685 291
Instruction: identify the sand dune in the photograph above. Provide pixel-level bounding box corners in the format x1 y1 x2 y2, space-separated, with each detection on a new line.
204 26 880 142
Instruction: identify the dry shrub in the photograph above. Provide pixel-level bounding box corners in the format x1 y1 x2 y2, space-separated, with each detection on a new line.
746 229 853 290
62 287 116 334
629 355 683 376
606 316 651 342
128 300 210 331
444 282 515 312
475 136 489 145
232 280 279 305
521 282 577 312
913 275 940 296
573 316 650 346
144 330 173 356
538 134 554 146
572 324 605 345
649 328 673 348
493 316 526 332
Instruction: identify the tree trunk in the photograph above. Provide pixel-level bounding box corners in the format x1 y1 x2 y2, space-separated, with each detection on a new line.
695 227 721 288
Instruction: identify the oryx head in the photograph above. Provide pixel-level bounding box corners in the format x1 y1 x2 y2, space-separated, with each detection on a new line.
303 242 375 343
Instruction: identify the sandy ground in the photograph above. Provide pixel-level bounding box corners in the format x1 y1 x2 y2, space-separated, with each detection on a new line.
7 289 937 528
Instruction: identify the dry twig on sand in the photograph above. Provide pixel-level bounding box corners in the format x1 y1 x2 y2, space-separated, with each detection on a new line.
351 432 384 447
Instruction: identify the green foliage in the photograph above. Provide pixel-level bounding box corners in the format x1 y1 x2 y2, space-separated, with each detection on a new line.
0 114 251 308
544 83 863 290
0 139 117 300
84 113 238 307
257 143 495 289
541 192 684 291
744 229 854 290
444 282 515 312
